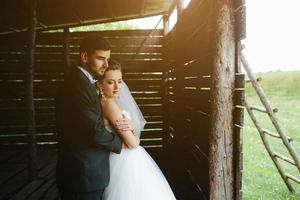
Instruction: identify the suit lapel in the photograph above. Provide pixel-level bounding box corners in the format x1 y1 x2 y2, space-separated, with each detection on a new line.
72 68 99 105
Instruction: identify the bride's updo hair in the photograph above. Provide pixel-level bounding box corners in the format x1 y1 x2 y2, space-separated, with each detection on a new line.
98 59 122 82
107 59 121 72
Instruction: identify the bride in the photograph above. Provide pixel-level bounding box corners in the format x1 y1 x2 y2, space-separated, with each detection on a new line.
96 60 176 200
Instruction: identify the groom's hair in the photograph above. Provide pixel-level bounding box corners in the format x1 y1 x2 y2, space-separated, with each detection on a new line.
79 35 111 56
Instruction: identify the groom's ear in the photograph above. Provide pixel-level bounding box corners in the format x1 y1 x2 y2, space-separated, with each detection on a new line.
80 52 89 63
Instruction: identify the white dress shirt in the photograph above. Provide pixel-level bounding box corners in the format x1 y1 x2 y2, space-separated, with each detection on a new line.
77 66 97 84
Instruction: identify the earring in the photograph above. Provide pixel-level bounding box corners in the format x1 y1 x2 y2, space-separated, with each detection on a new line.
100 88 107 100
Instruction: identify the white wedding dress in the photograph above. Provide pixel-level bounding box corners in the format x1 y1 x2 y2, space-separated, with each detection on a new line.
103 110 176 200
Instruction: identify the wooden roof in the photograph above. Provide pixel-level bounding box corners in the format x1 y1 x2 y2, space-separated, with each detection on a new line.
0 0 175 35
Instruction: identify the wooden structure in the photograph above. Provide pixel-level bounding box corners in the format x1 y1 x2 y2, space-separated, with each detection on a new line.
242 53 300 192
0 0 245 199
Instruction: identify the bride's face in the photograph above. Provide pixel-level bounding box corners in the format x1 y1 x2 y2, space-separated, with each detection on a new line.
100 70 123 99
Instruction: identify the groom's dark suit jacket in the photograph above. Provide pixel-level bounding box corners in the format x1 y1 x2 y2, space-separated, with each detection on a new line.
55 68 122 193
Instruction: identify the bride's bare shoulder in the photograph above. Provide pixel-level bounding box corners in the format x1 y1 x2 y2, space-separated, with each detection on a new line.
101 98 116 107
101 99 122 119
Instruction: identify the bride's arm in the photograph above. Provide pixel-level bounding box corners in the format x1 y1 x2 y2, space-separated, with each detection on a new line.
102 100 140 149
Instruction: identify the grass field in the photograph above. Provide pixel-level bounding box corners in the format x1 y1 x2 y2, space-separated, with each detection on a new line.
242 71 300 199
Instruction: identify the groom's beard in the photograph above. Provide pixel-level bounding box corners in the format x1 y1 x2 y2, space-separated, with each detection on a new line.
85 65 104 81
94 74 104 81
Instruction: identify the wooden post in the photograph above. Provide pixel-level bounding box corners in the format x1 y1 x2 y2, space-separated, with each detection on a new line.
163 14 169 36
209 0 236 199
176 0 184 20
26 0 38 180
63 27 71 75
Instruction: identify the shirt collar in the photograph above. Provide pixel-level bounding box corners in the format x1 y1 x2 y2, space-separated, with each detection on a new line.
77 66 97 84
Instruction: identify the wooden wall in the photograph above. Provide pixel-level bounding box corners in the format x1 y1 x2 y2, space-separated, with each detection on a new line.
162 0 244 198
0 1 244 198
0 29 164 149
163 0 214 197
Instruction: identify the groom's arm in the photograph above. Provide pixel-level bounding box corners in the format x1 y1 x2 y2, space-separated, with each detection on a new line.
102 101 140 149
71 82 123 154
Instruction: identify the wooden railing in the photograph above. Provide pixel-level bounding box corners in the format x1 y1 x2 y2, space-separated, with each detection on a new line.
0 29 165 148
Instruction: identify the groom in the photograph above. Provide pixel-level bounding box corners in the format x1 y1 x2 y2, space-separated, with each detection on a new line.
55 35 132 200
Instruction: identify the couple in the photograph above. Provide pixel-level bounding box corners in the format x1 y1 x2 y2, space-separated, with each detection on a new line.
55 35 176 200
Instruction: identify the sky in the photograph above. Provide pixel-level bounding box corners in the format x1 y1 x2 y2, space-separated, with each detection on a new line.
244 0 300 72
128 0 300 73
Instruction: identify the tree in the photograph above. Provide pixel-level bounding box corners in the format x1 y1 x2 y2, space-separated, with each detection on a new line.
70 21 138 32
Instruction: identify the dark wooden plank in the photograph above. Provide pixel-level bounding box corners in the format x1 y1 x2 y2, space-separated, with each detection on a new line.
134 97 163 105
0 164 26 185
43 182 59 200
144 121 163 129
139 107 163 115
32 45 163 54
181 57 213 76
0 149 56 198
0 150 19 163
0 99 25 107
35 36 162 46
27 178 56 200
38 163 56 179
0 52 163 61
123 71 163 78
0 116 56 127
0 168 28 199
141 129 163 138
0 61 164 73
0 134 57 144
131 91 163 98
182 76 211 88
10 179 44 200
143 115 163 121
24 30 163 45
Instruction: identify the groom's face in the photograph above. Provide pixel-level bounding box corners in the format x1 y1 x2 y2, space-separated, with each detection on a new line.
81 49 111 78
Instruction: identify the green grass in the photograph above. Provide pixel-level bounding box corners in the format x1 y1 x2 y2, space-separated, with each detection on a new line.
243 71 300 200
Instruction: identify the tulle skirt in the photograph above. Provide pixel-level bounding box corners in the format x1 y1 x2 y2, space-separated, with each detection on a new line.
103 146 176 200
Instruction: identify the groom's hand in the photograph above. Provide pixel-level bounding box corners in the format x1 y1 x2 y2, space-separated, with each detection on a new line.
114 117 135 135
122 143 128 149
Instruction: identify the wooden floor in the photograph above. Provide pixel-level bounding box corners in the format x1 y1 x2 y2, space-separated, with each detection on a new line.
0 147 205 200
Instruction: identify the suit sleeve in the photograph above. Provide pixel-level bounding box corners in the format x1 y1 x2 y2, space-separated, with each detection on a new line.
70 82 123 154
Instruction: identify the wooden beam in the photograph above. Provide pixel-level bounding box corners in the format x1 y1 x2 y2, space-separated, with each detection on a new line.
26 0 38 181
37 21 48 29
70 0 83 25
168 1 177 16
105 0 115 19
209 0 236 199
0 12 167 35
73 12 83 25
176 0 184 20
140 0 146 16
8 26 21 33
63 27 71 75
163 14 169 36
130 16 163 61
